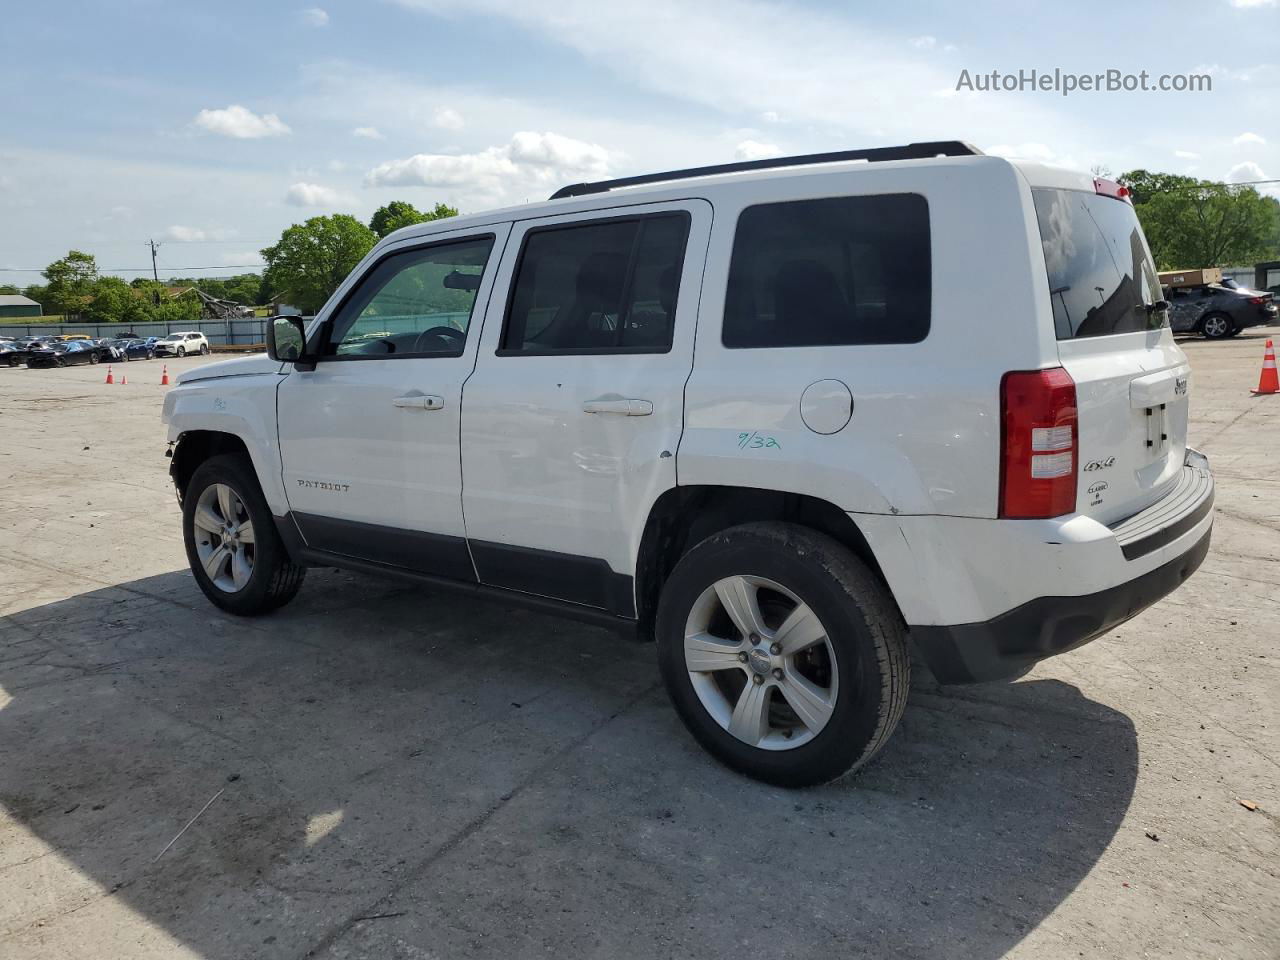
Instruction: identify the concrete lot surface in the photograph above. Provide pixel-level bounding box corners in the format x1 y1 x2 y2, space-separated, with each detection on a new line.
1 339 1277 960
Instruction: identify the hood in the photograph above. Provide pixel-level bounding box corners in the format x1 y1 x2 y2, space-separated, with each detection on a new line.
175 352 285 384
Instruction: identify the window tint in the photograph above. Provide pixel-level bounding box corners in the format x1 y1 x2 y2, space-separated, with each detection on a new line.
1032 188 1167 340
501 213 690 353
723 194 930 348
327 236 495 358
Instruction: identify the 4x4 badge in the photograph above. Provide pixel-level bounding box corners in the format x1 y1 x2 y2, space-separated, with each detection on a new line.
1083 457 1115 472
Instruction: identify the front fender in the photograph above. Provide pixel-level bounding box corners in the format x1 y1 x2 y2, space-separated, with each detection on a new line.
162 373 287 514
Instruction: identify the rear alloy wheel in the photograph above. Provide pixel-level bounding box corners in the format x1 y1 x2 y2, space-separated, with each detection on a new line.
200 343 210 355
657 522 909 787
1202 313 1233 339
184 454 306 615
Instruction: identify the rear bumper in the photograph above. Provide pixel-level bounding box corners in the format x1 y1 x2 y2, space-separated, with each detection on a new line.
911 525 1210 682
873 449 1214 683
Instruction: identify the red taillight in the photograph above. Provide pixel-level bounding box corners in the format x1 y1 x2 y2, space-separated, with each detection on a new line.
1093 177 1131 203
1000 368 1078 519
1248 296 1266 305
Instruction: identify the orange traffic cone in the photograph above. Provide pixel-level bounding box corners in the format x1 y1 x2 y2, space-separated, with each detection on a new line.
104 365 113 384
1254 339 1278 395
160 365 170 386
120 373 128 386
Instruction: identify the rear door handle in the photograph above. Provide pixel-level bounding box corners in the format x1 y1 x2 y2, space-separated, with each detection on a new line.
392 394 445 410
582 398 653 416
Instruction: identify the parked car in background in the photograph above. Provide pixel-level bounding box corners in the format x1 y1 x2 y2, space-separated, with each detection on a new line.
92 339 128 362
114 338 156 360
1167 282 1276 338
4 339 55 366
153 331 210 357
27 340 99 368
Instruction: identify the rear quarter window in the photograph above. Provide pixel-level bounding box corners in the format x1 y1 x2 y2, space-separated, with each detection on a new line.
722 193 931 348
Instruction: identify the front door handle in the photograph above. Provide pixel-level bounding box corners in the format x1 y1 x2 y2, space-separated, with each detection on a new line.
392 394 445 410
582 398 653 416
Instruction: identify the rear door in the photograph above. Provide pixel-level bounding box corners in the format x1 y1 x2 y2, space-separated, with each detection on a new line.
1032 186 1188 525
460 201 710 615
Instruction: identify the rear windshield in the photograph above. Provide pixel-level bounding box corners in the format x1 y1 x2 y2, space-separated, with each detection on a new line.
1032 188 1167 340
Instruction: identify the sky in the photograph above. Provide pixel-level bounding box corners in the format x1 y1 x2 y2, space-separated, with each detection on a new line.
1 0 1277 283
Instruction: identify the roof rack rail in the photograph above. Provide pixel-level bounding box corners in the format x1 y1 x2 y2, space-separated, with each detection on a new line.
549 140 983 200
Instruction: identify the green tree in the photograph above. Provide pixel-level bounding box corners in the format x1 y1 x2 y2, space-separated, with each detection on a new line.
261 215 377 313
0 283 19 296
22 284 50 311
43 250 99 319
1120 170 1280 269
86 276 149 324
368 200 459 238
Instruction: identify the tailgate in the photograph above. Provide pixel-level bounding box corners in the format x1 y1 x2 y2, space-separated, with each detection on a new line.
1031 183 1186 525
1058 334 1188 525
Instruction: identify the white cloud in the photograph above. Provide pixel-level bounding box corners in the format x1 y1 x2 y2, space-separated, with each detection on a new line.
365 131 611 204
433 107 465 130
194 105 291 139
986 142 1080 169
1228 0 1275 7
301 7 329 26
734 139 782 161
352 126 384 140
1174 149 1200 159
760 110 780 123
910 35 937 49
388 0 1076 152
286 182 348 206
163 225 237 242
1226 161 1268 182
1233 131 1266 145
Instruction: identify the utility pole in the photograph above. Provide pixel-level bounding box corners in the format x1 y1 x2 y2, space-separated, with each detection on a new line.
147 239 162 304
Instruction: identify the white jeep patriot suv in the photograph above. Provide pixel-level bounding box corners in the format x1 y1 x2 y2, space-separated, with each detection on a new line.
162 142 1213 786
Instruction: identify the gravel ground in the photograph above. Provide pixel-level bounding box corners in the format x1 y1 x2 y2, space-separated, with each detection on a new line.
0 337 1276 960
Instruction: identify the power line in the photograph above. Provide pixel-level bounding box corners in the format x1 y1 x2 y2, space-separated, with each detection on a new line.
0 264 264 273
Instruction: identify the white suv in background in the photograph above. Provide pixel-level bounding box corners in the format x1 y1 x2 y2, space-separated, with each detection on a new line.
154 331 210 357
162 142 1213 786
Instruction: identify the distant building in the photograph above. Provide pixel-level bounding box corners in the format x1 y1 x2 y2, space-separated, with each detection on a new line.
0 294 42 318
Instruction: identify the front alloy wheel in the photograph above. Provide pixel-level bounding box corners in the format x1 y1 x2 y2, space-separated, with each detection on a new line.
177 346 187 357
183 454 306 615
192 482 255 592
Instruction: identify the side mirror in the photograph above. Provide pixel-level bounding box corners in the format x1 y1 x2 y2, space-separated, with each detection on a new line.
267 315 309 366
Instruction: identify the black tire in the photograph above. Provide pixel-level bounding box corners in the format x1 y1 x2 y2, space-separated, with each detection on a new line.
200 343 210 355
177 346 187 357
656 522 909 787
1201 313 1234 339
183 454 306 616
8 355 19 367
88 352 99 365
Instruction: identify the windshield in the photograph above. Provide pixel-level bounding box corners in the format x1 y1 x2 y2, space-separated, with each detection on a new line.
1032 188 1168 340
162 334 182 341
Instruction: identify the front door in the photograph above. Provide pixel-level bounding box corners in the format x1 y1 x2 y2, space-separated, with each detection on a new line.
460 201 711 614
277 225 510 577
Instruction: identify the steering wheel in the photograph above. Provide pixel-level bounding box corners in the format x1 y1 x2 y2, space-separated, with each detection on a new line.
411 326 466 352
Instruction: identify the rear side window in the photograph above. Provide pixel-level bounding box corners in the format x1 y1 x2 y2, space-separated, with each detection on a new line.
722 194 931 348
1032 188 1167 340
501 213 690 354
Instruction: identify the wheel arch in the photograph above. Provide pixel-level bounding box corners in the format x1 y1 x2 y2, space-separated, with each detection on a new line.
170 431 253 505
634 485 899 640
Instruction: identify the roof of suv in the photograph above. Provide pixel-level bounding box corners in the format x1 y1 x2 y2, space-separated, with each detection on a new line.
383 143 1099 249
